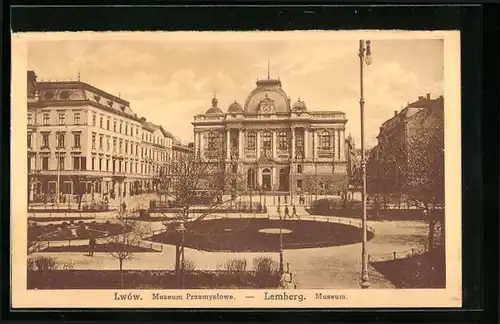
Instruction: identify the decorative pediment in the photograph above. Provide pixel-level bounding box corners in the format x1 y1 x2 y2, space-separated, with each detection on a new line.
257 147 275 164
258 93 275 114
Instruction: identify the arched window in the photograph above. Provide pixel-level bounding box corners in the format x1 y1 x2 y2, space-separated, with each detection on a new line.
278 131 288 149
247 131 256 148
207 132 218 151
263 132 272 149
321 131 331 149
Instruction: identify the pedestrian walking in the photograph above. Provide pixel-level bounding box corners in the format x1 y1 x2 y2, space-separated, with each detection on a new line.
277 204 281 217
292 204 298 218
284 205 290 219
88 235 96 257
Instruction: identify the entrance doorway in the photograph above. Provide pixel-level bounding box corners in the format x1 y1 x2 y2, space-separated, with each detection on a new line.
261 168 272 191
279 167 290 191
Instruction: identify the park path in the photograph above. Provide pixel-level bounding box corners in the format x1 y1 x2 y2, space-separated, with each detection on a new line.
33 209 429 289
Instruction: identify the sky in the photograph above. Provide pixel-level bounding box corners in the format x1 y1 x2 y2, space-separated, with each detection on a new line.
27 33 443 148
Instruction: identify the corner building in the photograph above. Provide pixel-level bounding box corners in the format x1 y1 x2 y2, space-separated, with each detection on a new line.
27 71 177 203
192 75 349 194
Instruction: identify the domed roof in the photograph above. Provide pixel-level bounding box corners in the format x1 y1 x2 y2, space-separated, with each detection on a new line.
243 77 291 114
205 95 223 114
292 98 307 111
228 101 243 113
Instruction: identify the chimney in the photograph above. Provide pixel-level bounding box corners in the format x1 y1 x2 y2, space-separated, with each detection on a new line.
394 110 398 117
426 93 431 100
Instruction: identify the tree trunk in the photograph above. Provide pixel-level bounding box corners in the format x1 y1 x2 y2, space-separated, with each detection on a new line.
119 259 124 288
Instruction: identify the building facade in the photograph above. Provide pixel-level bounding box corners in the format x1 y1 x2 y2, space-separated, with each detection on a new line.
27 71 179 204
366 94 444 194
192 75 349 195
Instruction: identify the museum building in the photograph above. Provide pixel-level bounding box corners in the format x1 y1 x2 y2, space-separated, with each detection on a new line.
192 74 351 194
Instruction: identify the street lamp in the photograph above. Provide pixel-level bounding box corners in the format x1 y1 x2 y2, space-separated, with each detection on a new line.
358 39 372 289
278 208 284 273
175 221 187 288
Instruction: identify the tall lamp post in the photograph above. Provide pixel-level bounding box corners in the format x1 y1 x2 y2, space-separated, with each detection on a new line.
358 39 372 289
278 208 284 273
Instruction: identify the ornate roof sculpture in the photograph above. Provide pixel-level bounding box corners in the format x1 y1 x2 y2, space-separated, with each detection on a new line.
292 98 307 112
243 76 291 114
205 95 223 114
228 100 243 113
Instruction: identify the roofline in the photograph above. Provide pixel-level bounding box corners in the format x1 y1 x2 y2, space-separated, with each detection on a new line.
36 81 130 106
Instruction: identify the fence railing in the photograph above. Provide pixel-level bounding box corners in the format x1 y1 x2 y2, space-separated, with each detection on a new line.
368 245 427 263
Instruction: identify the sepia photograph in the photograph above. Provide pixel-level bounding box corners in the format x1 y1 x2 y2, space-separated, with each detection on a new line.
11 30 461 308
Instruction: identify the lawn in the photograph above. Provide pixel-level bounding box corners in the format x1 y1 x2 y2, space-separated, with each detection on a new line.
39 242 159 253
28 221 131 241
147 218 374 252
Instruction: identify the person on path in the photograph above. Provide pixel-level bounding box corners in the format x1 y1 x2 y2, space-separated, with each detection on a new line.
88 235 96 257
284 205 290 219
292 204 298 218
276 204 281 217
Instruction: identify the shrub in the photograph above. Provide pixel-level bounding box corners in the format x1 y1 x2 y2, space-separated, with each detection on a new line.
252 256 279 288
27 257 37 271
33 256 58 271
62 260 75 270
183 259 196 273
223 258 247 272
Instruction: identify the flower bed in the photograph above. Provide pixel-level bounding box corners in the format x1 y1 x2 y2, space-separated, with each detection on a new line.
39 242 159 253
28 220 130 242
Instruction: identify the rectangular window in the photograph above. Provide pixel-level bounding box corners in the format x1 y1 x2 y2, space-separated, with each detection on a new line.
106 136 110 151
297 179 303 190
42 157 49 170
73 157 79 170
119 139 123 153
297 165 303 173
74 113 80 125
27 157 32 171
131 126 134 136
58 157 65 170
99 135 104 149
113 120 117 132
120 121 123 133
100 116 103 128
136 128 138 135
125 162 128 172
81 157 87 170
99 158 103 171
130 142 134 155
136 144 139 156
107 118 110 130
125 140 128 153
91 157 95 170
92 114 96 126
27 133 32 148
43 113 50 125
92 133 96 149
57 133 65 148
28 114 33 125
73 133 81 148
58 113 65 125
42 134 49 148
113 138 117 152
106 159 109 171
125 124 128 135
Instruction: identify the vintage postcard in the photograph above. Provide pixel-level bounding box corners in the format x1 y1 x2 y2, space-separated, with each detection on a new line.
11 30 461 308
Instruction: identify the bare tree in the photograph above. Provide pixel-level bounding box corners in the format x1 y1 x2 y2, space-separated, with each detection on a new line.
103 210 151 288
367 108 444 248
